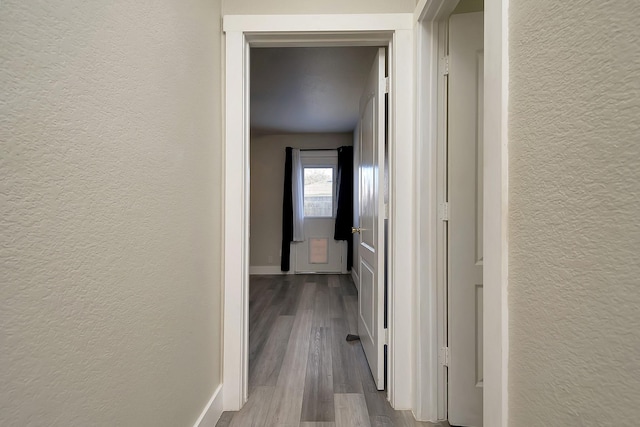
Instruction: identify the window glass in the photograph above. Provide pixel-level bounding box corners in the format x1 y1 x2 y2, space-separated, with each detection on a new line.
303 167 333 217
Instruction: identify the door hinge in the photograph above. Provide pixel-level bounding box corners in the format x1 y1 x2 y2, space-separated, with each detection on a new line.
384 203 389 219
384 328 389 345
438 202 449 221
442 56 450 76
439 347 450 367
384 76 390 94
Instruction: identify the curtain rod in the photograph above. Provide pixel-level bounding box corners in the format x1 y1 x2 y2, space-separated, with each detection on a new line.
298 148 338 151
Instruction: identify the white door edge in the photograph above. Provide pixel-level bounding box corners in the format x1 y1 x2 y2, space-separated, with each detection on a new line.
222 14 416 413
356 47 387 390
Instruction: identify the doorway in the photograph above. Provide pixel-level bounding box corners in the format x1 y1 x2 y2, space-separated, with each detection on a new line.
223 14 416 412
415 0 507 425
423 1 485 425
248 43 389 396
248 46 377 276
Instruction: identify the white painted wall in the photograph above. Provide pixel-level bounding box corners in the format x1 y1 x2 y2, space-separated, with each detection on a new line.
223 0 415 15
0 1 223 426
509 1 640 424
452 0 483 14
250 133 352 269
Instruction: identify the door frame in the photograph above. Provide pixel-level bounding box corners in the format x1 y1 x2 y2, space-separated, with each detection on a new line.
222 14 415 412
414 0 509 424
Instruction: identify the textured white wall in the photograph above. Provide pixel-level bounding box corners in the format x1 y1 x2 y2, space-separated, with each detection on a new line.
509 1 640 425
0 1 223 426
250 133 352 268
223 0 415 15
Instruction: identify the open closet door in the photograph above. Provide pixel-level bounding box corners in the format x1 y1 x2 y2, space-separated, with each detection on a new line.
356 47 386 390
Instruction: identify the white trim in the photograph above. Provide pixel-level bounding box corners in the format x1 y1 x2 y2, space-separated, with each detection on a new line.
414 0 509 424
483 0 509 426
249 266 292 275
414 0 457 421
223 29 250 411
386 26 415 410
193 384 224 427
223 13 415 412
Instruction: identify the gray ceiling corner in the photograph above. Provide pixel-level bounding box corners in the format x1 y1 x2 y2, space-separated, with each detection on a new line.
250 46 379 134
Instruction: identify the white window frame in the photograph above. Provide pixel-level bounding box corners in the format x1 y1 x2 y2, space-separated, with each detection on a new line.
301 151 338 219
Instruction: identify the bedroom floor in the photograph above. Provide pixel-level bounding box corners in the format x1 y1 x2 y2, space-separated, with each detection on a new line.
216 274 449 427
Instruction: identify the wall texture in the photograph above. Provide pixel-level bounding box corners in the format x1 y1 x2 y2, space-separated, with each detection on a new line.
223 0 415 15
250 133 352 268
509 1 640 425
0 1 223 426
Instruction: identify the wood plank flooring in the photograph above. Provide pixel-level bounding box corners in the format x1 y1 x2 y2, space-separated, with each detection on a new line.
216 274 448 427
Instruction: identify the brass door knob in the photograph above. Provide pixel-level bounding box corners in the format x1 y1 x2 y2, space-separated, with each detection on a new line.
351 227 361 234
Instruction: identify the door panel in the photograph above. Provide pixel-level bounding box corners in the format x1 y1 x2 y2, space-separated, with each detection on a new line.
359 259 375 339
295 218 346 273
357 47 386 390
448 11 484 427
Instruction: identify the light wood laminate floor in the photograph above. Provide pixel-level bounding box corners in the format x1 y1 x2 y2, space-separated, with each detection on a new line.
216 274 449 427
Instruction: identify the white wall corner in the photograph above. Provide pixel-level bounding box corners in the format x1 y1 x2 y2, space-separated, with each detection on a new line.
193 384 223 427
223 28 248 412
388 26 416 411
484 0 509 426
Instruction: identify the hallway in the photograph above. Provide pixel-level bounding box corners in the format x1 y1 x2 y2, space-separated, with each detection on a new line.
216 274 446 427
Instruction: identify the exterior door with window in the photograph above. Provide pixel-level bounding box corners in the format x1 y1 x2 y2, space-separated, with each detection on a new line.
294 151 347 273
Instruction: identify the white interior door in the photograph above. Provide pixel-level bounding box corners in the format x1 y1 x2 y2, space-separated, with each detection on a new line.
448 11 484 427
356 47 386 390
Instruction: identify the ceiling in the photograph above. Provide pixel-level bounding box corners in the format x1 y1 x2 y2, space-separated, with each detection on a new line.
250 46 379 134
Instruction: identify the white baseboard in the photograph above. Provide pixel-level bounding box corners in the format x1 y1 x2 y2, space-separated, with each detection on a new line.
250 266 354 276
249 265 291 275
193 383 223 427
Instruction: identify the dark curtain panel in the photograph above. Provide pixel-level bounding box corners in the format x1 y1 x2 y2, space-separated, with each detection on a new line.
281 147 293 271
334 146 354 270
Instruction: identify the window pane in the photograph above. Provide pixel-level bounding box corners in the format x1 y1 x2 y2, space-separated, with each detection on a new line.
304 167 333 217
